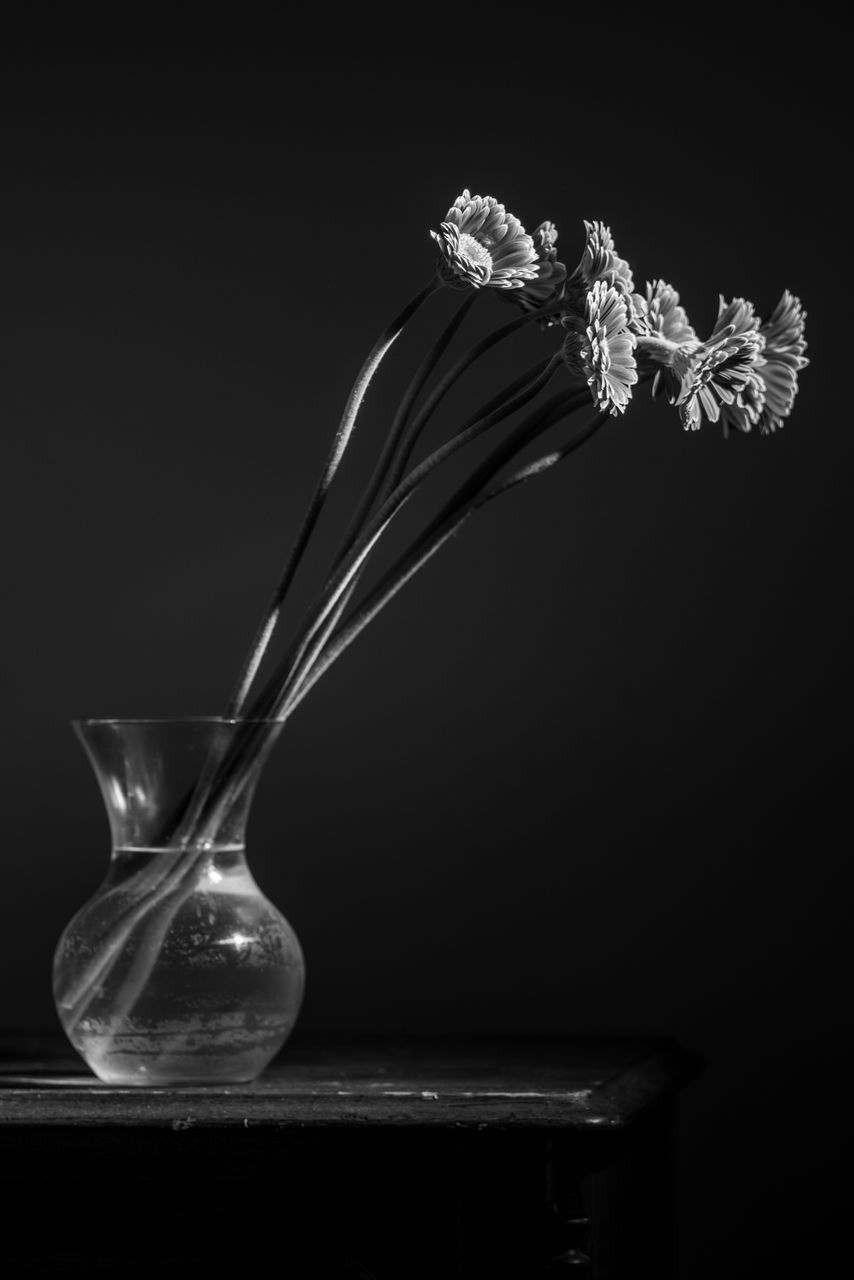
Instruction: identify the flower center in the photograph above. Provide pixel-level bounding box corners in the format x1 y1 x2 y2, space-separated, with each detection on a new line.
458 232 493 276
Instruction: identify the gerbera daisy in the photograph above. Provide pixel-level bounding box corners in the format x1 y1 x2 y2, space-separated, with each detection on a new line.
634 280 701 399
430 190 539 291
644 279 698 346
754 291 809 434
502 219 567 318
676 296 763 431
718 364 769 435
718 291 809 436
761 290 808 371
565 220 635 316
563 280 638 416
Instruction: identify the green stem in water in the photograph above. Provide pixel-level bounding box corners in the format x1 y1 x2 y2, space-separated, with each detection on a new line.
225 276 442 719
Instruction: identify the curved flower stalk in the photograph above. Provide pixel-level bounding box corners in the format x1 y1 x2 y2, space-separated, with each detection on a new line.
378 296 568 504
301 211 570 673
314 353 563 688
229 191 563 721
346 202 567 535
166 378 588 836
326 292 481 573
61 358 572 1030
244 356 570 724
225 277 442 718
281 401 610 722
196 387 591 774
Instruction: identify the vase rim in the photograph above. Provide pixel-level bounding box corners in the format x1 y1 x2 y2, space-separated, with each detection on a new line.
73 717 285 727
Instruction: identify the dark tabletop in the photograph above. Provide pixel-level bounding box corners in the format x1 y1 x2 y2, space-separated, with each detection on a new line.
0 1032 700 1131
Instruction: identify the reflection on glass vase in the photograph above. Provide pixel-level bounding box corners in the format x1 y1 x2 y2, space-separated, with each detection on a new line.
53 718 305 1086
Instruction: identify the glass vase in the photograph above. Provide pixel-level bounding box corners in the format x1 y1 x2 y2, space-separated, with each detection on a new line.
53 718 305 1086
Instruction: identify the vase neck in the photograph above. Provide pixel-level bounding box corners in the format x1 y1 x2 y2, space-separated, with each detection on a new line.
75 719 282 850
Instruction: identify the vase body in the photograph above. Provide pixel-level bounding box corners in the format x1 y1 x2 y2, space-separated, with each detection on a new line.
53 718 305 1086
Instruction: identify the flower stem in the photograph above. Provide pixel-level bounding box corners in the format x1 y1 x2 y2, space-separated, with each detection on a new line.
224 276 441 719
143 362 572 865
286 352 561 709
378 299 564 503
281 399 608 718
244 354 567 721
77 311 570 1011
62 390 600 1034
329 292 480 569
58 848 205 1026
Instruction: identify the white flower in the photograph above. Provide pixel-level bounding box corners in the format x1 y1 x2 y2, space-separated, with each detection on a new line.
566 221 635 309
676 297 764 431
502 220 568 319
717 292 808 436
430 190 539 291
754 291 809 434
634 280 701 400
563 280 638 416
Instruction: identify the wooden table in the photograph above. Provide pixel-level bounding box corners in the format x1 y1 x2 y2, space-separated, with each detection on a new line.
0 1033 699 1278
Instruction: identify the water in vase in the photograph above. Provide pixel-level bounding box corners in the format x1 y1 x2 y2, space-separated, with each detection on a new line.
54 845 305 1086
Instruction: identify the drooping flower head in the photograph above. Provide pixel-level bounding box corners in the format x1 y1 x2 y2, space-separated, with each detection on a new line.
717 292 809 435
501 219 568 320
579 220 634 294
718 369 768 436
675 296 764 431
430 190 539 291
673 291 808 436
643 279 698 347
753 291 809 434
761 290 808 370
634 280 701 400
563 280 638 416
565 220 635 314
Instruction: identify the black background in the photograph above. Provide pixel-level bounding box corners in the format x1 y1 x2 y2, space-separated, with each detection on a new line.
1 13 849 1277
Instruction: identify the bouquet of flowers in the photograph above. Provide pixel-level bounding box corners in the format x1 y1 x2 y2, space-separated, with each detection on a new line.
56 189 808 1081
209 189 805 752
190 190 808 815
